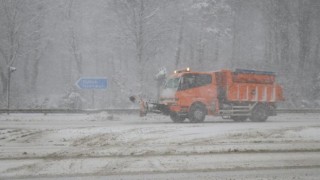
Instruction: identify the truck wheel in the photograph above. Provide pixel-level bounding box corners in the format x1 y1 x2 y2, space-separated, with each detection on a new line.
170 113 185 123
250 104 268 122
231 116 247 122
189 103 206 123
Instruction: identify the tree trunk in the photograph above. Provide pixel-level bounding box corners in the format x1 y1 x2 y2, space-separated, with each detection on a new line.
214 35 220 63
175 15 185 69
298 0 312 78
231 1 242 68
136 0 145 93
197 21 205 69
0 67 7 97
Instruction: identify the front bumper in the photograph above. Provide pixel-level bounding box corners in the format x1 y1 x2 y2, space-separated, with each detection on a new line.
153 103 188 116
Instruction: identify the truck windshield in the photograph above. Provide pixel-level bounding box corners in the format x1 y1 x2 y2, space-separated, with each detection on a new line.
165 77 180 89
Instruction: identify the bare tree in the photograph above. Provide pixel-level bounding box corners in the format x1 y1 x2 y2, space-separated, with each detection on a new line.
0 0 24 96
67 0 83 78
188 0 232 69
298 0 312 78
108 0 172 93
28 1 48 94
174 14 185 69
230 0 242 68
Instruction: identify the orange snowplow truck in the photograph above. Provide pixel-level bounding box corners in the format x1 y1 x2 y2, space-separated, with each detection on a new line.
134 68 284 123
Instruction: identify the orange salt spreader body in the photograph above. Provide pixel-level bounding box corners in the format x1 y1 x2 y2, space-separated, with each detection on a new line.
135 68 284 123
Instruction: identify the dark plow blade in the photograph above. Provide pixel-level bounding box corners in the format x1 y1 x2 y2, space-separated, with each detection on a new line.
129 96 136 103
129 95 147 117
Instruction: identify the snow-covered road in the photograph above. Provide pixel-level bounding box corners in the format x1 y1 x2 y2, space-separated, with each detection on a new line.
0 113 320 179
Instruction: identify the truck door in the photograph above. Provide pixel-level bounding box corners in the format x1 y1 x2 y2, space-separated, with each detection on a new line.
178 74 196 106
178 74 213 107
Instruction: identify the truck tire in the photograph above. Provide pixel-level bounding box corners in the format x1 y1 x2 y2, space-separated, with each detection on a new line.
231 116 247 122
170 113 185 123
250 104 268 122
189 103 206 123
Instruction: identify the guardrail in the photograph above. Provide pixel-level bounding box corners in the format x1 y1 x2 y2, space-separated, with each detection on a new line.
0 109 140 114
276 108 320 113
0 108 320 114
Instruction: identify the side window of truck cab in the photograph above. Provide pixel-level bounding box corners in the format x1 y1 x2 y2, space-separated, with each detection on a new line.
179 74 212 90
179 74 195 90
195 74 212 87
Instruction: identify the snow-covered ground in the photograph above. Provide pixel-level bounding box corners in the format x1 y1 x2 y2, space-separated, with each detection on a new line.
0 113 320 179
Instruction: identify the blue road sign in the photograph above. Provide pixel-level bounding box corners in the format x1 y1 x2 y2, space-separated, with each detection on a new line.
76 78 107 89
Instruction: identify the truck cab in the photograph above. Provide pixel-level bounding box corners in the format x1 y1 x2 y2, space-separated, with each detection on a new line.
159 69 218 123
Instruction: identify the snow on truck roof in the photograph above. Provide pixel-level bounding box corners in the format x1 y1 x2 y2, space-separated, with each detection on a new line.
170 68 276 76
234 69 276 76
